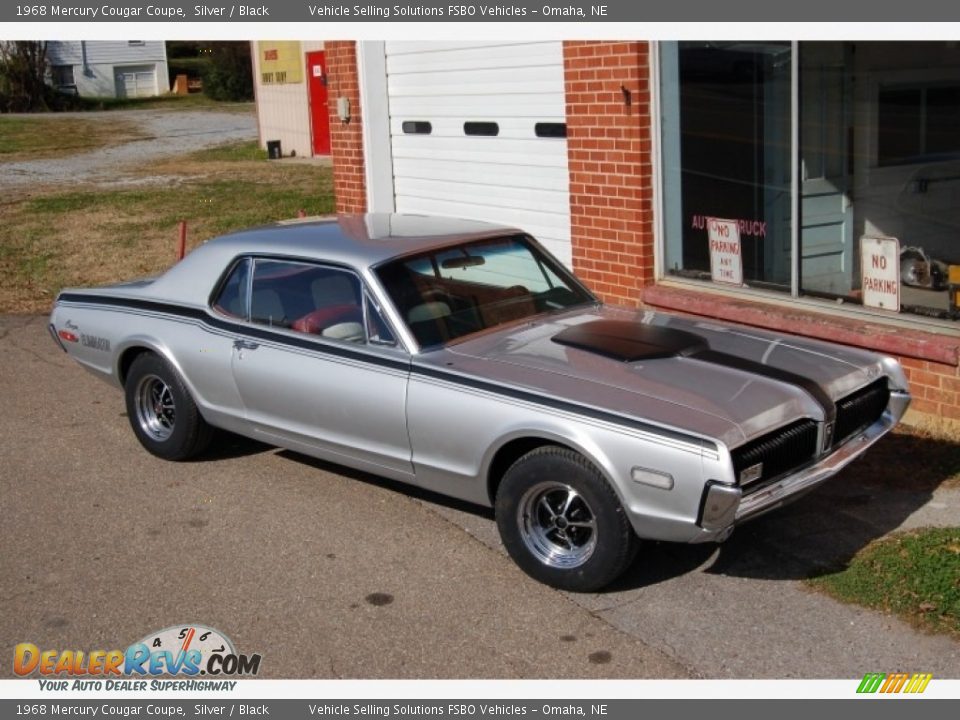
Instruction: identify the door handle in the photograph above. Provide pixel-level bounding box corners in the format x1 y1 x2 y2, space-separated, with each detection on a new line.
233 339 260 351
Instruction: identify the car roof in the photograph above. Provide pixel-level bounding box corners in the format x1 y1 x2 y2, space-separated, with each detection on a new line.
217 213 516 265
148 213 520 307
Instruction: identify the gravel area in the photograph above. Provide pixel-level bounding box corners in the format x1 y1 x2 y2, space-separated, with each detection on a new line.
0 108 257 191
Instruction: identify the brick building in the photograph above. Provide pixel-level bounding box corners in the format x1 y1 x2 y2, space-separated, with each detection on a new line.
318 40 960 430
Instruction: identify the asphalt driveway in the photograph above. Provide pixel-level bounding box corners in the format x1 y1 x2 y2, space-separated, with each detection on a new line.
1 315 958 679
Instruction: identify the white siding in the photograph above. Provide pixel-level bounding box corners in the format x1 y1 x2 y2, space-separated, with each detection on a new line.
47 41 168 98
253 41 325 159
384 41 571 265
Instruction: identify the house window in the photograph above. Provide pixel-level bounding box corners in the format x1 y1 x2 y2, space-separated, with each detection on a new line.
658 41 960 323
128 41 145 47
877 85 960 166
51 65 76 88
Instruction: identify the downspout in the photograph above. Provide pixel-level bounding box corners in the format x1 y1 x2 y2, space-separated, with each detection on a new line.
81 40 93 77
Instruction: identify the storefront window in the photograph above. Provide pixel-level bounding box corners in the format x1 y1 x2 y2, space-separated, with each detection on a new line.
660 41 793 291
659 41 960 323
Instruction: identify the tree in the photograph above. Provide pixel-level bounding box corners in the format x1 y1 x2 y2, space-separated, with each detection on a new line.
0 41 50 112
202 42 253 102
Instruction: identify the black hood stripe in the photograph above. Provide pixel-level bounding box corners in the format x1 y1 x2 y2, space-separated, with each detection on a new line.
551 318 836 422
690 349 836 424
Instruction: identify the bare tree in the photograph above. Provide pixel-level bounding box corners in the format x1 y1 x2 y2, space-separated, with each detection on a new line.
0 41 50 112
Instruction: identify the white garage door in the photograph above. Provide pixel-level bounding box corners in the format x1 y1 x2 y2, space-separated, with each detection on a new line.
115 65 157 98
385 41 572 265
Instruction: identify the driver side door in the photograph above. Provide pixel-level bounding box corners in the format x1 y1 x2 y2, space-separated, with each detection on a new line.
216 257 413 479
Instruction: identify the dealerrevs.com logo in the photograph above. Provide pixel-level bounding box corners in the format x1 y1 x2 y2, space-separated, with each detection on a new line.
14 624 261 690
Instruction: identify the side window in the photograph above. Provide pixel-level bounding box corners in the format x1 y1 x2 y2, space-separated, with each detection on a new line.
249 259 365 343
212 258 250 319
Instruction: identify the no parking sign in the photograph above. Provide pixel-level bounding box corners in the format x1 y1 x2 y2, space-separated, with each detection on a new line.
707 218 743 286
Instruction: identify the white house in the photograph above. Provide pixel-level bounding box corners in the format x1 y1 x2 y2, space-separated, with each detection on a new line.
47 41 169 98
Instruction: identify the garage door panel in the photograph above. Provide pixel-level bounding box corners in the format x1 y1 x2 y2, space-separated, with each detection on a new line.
385 41 561 61
397 195 569 246
395 178 570 215
387 68 565 96
392 140 568 168
389 97 566 119
391 159 569 191
391 118 566 140
385 40 571 265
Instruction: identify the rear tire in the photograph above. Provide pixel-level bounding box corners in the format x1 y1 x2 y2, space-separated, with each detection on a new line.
124 353 213 461
495 446 638 592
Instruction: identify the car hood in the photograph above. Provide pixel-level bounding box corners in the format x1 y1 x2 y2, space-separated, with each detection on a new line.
422 305 888 448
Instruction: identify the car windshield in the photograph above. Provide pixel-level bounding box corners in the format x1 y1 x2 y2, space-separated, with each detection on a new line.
376 234 596 348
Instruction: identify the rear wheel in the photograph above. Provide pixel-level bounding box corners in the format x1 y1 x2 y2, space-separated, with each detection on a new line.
124 353 212 460
495 446 638 592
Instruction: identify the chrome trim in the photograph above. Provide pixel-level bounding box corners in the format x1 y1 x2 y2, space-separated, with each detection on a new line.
48 323 67 353
736 390 910 522
699 481 740 531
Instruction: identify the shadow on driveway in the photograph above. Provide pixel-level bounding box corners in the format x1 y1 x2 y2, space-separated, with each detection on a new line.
206 429 957 591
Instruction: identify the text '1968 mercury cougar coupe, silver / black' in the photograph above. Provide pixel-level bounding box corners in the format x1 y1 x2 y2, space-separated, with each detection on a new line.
49 214 911 591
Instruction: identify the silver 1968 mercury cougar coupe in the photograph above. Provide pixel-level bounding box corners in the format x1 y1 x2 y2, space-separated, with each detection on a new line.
49 214 910 591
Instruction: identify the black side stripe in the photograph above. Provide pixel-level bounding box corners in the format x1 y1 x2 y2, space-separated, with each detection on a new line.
689 349 836 424
412 364 714 450
57 292 410 372
57 293 716 451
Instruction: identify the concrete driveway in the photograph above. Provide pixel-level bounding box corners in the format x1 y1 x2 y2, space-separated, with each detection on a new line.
1 315 958 679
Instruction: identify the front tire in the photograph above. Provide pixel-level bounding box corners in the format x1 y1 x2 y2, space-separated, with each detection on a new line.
124 353 212 461
495 446 638 592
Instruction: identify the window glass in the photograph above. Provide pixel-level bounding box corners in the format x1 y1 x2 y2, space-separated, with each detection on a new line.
376 235 594 348
402 121 432 135
799 42 960 320
364 292 397 346
534 122 567 138
878 85 960 165
212 258 250 319
51 65 76 87
660 41 793 291
249 260 365 343
659 41 960 323
464 121 499 136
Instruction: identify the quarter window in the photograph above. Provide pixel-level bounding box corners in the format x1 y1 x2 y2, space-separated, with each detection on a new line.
212 258 250 319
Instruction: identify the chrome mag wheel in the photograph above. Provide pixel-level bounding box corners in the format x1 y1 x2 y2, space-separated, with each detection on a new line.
517 481 598 569
134 373 176 442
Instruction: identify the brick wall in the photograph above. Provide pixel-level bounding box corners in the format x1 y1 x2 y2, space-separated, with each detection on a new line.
325 41 366 214
563 41 654 307
900 358 960 425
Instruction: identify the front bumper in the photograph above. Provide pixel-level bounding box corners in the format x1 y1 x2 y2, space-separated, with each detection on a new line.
697 389 911 538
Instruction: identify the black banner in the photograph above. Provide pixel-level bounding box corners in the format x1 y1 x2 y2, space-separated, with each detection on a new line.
2 700 959 720
4 0 960 22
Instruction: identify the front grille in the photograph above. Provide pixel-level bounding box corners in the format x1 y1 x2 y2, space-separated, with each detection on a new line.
732 419 819 490
833 378 890 446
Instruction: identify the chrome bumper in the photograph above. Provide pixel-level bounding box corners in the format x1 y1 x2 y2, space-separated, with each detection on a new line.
698 390 910 534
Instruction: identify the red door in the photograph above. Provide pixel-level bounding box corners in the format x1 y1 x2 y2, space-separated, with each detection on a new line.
307 51 331 156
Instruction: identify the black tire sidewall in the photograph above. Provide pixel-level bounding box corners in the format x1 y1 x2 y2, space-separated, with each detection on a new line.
124 353 205 461
495 448 637 592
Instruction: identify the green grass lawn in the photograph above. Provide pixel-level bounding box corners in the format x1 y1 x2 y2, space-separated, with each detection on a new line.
0 141 333 312
63 94 254 114
808 527 960 638
0 115 147 160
